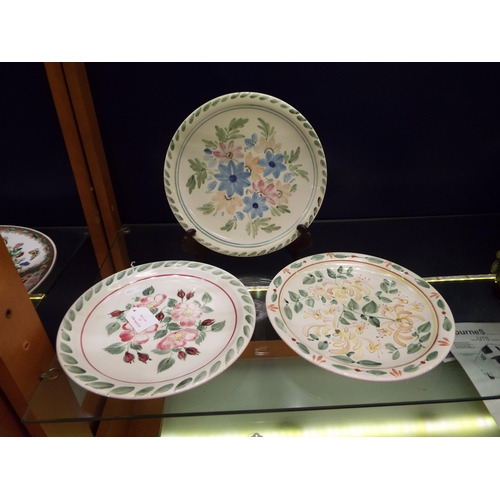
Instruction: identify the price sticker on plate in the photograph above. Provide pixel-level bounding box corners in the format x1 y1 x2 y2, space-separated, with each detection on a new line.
125 307 159 333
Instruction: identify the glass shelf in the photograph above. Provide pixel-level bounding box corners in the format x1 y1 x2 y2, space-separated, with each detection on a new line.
21 215 500 427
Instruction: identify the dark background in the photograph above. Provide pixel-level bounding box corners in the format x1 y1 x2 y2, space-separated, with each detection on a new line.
1 62 499 227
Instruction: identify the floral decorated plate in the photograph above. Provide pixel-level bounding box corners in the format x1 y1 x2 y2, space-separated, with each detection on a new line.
266 253 455 382
56 260 256 399
1 225 57 293
164 92 327 257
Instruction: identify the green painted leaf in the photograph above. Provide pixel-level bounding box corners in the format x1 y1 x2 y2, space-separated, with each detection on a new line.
109 386 135 395
417 321 431 333
135 387 155 396
366 370 387 376
275 317 286 332
343 310 357 321
59 342 72 354
157 357 175 373
366 257 384 264
415 278 430 288
104 342 127 355
347 299 359 311
403 364 420 372
296 342 310 354
61 354 78 364
311 254 325 261
284 304 293 320
385 343 397 352
426 351 439 361
212 320 226 332
362 300 378 315
106 322 120 335
237 336 245 352
175 378 193 391
437 299 445 310
273 276 283 287
332 364 352 371
66 366 86 374
62 318 72 331
443 317 453 331
303 275 316 285
194 371 207 384
88 382 115 389
61 331 70 341
392 350 401 360
357 359 382 367
331 355 355 364
225 348 235 365
75 298 84 312
368 316 381 327
407 343 422 354
152 384 174 395
419 332 431 343
318 341 328 350
210 361 221 375
77 375 98 382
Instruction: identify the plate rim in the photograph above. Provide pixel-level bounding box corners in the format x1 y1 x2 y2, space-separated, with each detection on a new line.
56 260 256 400
265 252 456 382
0 224 57 293
164 91 328 257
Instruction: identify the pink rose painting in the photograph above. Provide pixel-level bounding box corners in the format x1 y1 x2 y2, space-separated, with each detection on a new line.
103 286 226 373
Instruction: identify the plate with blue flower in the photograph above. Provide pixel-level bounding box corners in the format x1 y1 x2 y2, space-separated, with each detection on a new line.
164 92 327 257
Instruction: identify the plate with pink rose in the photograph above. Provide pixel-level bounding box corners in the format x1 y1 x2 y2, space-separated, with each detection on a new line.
164 91 327 256
56 260 256 399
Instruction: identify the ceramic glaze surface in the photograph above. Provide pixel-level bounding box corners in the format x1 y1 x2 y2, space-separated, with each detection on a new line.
266 253 455 381
56 261 256 399
1 225 56 293
164 92 327 256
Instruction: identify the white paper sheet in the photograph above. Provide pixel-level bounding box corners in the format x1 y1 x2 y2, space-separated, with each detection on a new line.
451 322 500 426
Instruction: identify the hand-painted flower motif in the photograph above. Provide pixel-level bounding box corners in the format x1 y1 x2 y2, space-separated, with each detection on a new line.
172 301 203 327
275 180 293 204
243 192 269 219
252 179 279 206
214 160 251 198
258 151 286 179
213 140 244 162
185 117 306 239
377 300 426 347
253 135 281 154
212 191 243 215
157 328 199 350
138 294 167 309
244 152 265 182
119 323 159 345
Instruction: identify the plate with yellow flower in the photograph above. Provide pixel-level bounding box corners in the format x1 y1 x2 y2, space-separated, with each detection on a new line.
164 92 327 256
266 253 455 381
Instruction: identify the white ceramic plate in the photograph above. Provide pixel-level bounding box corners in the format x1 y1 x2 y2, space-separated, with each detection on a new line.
164 92 327 256
266 252 455 381
1 225 57 293
56 261 256 399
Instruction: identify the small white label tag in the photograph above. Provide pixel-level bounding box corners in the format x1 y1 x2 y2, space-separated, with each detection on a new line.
125 307 159 333
124 285 142 297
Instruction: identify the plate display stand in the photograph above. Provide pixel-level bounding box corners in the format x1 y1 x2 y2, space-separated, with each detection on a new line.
181 224 314 262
